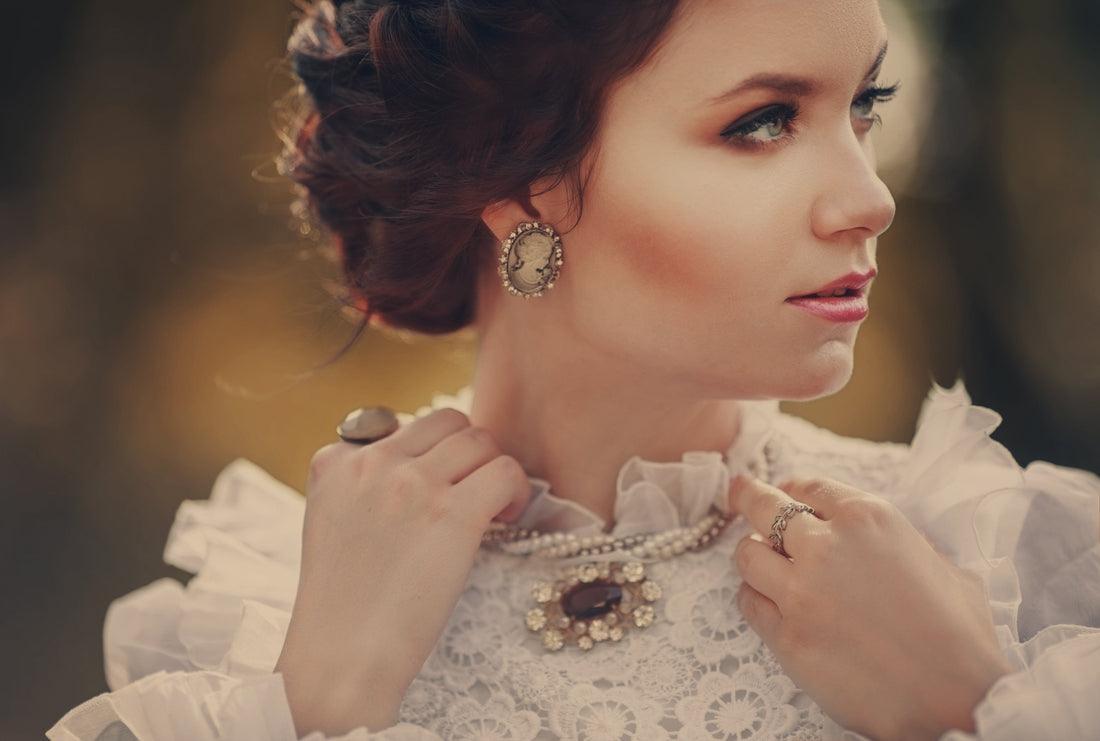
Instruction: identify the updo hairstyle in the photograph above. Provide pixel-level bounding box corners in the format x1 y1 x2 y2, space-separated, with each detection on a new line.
285 0 678 333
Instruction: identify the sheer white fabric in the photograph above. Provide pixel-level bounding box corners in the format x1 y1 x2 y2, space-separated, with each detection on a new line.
49 385 1100 741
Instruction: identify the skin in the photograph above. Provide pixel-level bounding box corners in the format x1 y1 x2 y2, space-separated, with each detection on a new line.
277 0 1012 737
732 477 1011 741
474 0 894 523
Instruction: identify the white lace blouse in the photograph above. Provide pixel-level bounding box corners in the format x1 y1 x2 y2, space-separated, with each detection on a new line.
49 385 1100 741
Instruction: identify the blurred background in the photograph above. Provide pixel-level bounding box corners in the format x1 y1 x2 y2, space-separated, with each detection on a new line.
1 0 1097 737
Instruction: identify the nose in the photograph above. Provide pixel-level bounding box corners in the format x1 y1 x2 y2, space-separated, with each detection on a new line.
810 137 896 242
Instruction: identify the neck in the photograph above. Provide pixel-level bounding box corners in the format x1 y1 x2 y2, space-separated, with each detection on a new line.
471 290 741 526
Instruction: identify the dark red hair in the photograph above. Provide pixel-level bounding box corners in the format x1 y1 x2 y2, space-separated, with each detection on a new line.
285 0 679 333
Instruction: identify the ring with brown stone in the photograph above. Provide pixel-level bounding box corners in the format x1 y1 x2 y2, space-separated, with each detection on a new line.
336 406 399 445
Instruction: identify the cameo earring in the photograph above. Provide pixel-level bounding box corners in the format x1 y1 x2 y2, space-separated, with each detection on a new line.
499 221 563 298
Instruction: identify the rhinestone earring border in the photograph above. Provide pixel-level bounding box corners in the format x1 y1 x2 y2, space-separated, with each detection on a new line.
498 221 563 298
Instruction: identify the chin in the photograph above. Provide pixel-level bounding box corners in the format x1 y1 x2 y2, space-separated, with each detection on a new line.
782 347 855 400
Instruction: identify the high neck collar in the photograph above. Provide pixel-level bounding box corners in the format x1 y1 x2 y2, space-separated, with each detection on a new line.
407 389 779 536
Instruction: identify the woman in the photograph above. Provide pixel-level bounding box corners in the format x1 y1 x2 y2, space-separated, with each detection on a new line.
49 0 1100 739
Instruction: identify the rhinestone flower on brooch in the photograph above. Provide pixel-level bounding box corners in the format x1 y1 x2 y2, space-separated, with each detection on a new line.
526 561 661 651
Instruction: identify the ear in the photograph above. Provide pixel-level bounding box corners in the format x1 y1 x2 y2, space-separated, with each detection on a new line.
480 194 540 243
480 177 575 242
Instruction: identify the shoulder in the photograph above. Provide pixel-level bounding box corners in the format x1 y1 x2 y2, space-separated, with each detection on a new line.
769 383 1100 512
766 406 909 494
106 459 303 689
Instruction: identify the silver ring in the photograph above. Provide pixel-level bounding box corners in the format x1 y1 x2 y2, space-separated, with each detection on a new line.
769 502 815 558
336 406 399 444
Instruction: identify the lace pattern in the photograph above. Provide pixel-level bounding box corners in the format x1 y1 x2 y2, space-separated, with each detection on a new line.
394 414 909 741
48 386 1100 741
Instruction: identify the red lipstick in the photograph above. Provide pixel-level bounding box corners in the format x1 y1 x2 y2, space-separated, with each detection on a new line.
786 269 876 323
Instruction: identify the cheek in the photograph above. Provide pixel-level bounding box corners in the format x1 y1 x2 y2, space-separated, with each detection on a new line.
584 142 815 290
576 177 746 302
569 145 710 296
600 216 711 296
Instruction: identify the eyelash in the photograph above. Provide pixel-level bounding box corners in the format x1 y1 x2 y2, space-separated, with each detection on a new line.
720 81 901 151
720 103 801 150
853 82 900 127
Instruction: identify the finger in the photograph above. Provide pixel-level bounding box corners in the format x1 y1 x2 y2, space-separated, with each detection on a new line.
737 581 781 644
383 408 470 457
417 426 502 484
453 454 532 524
729 476 821 544
307 442 353 493
777 477 863 520
734 534 794 601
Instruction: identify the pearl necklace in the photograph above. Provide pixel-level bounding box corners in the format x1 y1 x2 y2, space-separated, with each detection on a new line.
480 442 774 652
482 510 732 652
482 508 731 560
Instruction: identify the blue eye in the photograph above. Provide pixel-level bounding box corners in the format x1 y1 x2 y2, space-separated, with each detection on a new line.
720 103 799 149
851 82 899 126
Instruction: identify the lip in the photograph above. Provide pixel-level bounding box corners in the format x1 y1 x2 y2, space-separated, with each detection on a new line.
785 269 877 323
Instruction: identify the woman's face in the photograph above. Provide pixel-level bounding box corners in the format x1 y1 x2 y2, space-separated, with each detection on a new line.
533 0 895 401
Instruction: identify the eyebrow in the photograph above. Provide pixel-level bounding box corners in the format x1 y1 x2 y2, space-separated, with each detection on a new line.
709 42 889 105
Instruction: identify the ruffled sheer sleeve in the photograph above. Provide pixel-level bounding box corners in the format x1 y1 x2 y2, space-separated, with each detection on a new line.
941 627 1100 741
890 385 1100 741
49 387 1100 741
48 460 441 741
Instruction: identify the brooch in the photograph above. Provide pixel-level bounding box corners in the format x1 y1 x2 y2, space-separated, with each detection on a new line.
524 560 661 651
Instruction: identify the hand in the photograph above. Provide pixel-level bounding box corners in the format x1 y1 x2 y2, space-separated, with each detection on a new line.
275 409 530 735
730 477 1012 741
